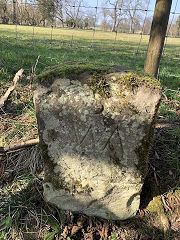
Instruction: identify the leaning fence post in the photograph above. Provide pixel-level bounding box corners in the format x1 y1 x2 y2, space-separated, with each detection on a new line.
144 0 172 78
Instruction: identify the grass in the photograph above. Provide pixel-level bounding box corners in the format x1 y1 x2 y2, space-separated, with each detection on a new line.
0 24 179 78
0 24 180 239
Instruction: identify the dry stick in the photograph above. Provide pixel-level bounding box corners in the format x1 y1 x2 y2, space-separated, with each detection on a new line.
0 68 24 109
0 138 39 153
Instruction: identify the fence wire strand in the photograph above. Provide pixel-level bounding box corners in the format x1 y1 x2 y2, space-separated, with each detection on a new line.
136 0 151 56
4 1 179 14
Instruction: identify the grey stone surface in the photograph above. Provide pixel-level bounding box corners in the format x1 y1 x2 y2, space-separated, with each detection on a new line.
33 68 161 220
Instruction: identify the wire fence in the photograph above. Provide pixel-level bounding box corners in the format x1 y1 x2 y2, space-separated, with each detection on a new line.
0 1 180 78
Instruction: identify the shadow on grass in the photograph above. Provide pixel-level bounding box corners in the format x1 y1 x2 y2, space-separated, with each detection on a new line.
1 31 148 77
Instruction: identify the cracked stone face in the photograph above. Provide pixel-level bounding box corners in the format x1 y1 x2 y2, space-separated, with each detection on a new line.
33 69 161 220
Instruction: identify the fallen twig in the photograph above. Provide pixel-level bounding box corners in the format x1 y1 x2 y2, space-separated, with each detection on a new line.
0 68 24 109
0 138 39 153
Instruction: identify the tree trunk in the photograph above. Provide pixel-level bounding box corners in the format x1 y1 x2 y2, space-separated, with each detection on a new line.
144 0 172 77
111 1 118 32
112 6 117 32
129 19 133 33
74 0 82 28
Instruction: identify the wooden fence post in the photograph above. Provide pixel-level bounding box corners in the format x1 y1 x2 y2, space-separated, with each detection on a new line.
144 0 172 78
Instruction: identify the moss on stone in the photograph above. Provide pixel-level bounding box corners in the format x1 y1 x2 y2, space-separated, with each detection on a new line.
145 196 166 232
150 182 160 196
135 118 156 180
35 62 114 87
87 73 111 98
113 71 161 115
135 95 161 179
135 137 150 180
117 71 161 90
39 141 60 189
146 196 164 215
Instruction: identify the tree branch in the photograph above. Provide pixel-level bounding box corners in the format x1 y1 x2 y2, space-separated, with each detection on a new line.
0 138 39 154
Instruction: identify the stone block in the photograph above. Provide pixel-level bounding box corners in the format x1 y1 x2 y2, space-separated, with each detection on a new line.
33 64 161 220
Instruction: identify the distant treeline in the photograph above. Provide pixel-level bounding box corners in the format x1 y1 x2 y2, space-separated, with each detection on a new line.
0 0 180 36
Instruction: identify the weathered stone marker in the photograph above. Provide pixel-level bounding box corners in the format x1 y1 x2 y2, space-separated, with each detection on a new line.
33 63 161 220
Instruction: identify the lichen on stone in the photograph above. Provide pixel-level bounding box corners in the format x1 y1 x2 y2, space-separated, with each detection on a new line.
68 177 92 195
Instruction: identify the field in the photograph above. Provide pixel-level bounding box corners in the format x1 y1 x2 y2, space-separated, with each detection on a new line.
0 24 180 78
0 24 180 240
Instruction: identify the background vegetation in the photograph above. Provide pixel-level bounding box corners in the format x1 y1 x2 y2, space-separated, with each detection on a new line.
0 0 180 35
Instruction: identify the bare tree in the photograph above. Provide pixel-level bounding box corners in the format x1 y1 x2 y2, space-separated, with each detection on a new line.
142 17 152 34
168 23 178 37
18 0 27 24
0 0 9 23
55 0 64 27
36 0 58 26
64 0 84 28
110 0 118 32
83 10 97 29
100 5 109 30
124 0 147 33
103 0 124 32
